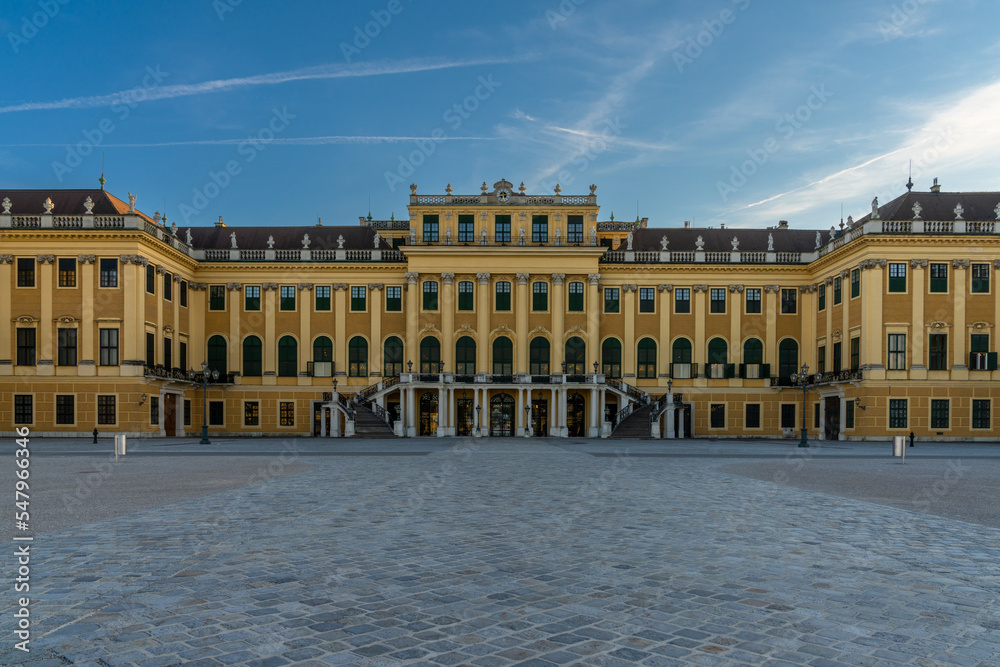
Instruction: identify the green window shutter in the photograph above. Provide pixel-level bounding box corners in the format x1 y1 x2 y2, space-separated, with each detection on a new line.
989 352 998 371
761 364 770 378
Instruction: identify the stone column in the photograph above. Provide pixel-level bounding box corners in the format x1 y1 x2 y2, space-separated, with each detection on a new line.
263 283 278 384
334 283 349 378
729 285 743 380
692 285 708 378
860 260 886 376
799 284 817 370
665 403 675 439
368 283 383 376
476 273 490 372
396 388 406 437
441 273 455 372
910 261 927 372
587 274 601 370
559 387 568 437
589 387 599 437
155 265 166 368
953 259 970 370
622 285 637 380
405 273 419 368
228 284 242 379
122 256 147 376
37 255 55 373
658 285 673 381
551 274 565 371
0 256 11 375
407 386 416 437
299 283 314 385
172 274 182 368
76 255 96 376
189 283 207 367
764 285 780 370
516 273 529 373
437 385 446 437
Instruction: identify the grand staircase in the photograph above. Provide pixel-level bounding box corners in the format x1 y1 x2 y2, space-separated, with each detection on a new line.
351 405 395 438
612 404 655 439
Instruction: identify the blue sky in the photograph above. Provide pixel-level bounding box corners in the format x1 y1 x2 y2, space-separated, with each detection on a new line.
2 0 999 230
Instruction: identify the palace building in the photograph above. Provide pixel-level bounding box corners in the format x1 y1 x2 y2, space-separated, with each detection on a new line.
2 178 999 440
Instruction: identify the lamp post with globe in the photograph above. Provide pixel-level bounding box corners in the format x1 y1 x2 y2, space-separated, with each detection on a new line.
789 363 811 448
189 362 219 445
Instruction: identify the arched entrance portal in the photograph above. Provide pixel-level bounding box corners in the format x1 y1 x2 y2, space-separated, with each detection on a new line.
566 392 585 437
490 393 514 436
419 392 439 436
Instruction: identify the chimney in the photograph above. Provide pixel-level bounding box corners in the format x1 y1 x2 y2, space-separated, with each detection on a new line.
684 221 691 229
720 223 726 229
930 177 941 193
777 220 789 229
214 216 226 227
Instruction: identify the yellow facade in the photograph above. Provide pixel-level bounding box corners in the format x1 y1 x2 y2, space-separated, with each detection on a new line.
2 182 999 440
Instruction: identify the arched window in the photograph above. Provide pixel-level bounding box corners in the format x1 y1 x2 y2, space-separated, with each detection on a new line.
529 337 550 375
312 336 333 377
492 337 513 375
456 336 476 375
420 337 441 373
637 338 656 379
207 335 227 375
242 336 262 377
565 336 586 374
602 339 622 378
384 337 403 376
278 336 298 377
349 337 368 377
671 339 692 379
742 338 764 379
707 337 728 379
778 339 799 378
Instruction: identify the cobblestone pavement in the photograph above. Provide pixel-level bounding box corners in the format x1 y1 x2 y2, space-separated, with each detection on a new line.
5 438 1000 666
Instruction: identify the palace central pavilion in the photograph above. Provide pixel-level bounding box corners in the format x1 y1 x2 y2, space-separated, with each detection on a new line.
2 178 999 440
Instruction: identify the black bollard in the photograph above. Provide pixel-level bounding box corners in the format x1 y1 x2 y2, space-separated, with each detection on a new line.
909 431 915 448
93 428 98 444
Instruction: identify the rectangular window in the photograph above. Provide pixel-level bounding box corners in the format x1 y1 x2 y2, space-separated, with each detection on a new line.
17 258 35 287
973 399 991 429
422 214 439 242
180 280 187 307
99 258 118 287
496 281 511 311
930 263 948 293
351 286 367 311
315 285 331 311
244 401 259 426
146 332 155 367
56 395 75 425
710 288 726 313
851 268 860 298
280 285 296 311
929 333 948 371
889 398 907 428
209 401 224 426
745 403 761 429
817 346 826 374
568 282 584 311
639 288 655 313
180 341 187 373
58 258 77 287
58 328 77 366
604 287 620 313
531 214 548 243
972 263 990 293
567 215 584 243
845 400 854 429
818 284 826 311
745 288 761 314
163 337 172 370
495 215 511 243
280 401 295 427
99 328 119 366
833 277 842 305
386 286 402 312
97 395 116 425
210 285 226 310
850 337 860 370
675 288 691 314
969 333 991 370
16 329 36 366
931 399 949 429
423 281 438 310
533 282 548 311
245 285 261 311
13 396 32 425
184 400 191 426
150 396 159 425
710 404 725 429
832 342 842 372
781 404 796 429
164 273 172 301
781 288 797 314
888 263 907 292
458 214 475 243
887 333 906 370
146 264 156 294
458 281 474 311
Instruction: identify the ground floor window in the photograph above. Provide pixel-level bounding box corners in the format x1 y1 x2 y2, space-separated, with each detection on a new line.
973 399 991 429
209 401 224 426
56 395 75 425
14 395 32 425
845 400 854 430
710 403 725 429
745 403 760 429
889 398 907 429
930 399 949 429
184 400 191 426
244 401 259 426
150 396 159 425
780 404 796 429
280 401 295 426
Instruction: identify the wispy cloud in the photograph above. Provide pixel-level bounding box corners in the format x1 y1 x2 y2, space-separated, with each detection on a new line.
0 56 523 115
512 108 537 122
0 136 498 148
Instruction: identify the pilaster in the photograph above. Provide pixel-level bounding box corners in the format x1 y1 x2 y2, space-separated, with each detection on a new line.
405 273 419 367
587 273 601 370
476 273 490 372
516 273 529 373
441 273 455 373
658 285 672 378
622 285 637 379
37 255 55 374
551 274 565 371
368 283 383 377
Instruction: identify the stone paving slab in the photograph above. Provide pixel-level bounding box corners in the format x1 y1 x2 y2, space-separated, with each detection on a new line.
2 438 999 666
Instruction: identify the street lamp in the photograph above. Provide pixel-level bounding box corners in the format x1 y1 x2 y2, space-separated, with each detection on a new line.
188 362 219 445
789 363 810 448
525 403 531 438
476 403 482 437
